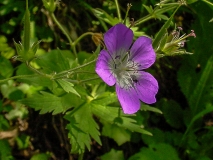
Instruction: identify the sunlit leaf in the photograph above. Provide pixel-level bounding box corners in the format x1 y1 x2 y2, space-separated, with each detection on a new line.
57 79 80 97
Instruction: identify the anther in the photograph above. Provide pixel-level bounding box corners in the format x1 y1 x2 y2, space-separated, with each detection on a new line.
177 26 183 30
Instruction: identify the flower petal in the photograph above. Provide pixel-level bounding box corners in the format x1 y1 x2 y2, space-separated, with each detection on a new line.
135 71 158 104
130 36 156 69
95 50 116 86
116 84 140 114
104 23 133 55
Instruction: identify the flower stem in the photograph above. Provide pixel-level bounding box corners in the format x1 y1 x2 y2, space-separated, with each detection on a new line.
0 75 35 84
134 4 178 26
114 0 122 22
54 59 97 78
78 77 100 84
71 32 94 47
50 12 77 57
134 14 153 26
78 153 84 160
202 0 213 6
27 63 52 78
23 0 30 52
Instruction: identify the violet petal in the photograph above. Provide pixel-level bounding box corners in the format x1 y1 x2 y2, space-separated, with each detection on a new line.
104 24 133 55
135 71 158 104
130 36 156 69
95 50 116 86
116 84 140 114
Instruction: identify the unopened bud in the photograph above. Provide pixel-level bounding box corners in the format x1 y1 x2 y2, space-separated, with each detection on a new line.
92 33 104 47
42 0 57 13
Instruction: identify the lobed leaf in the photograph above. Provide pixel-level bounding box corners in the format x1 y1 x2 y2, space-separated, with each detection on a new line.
19 91 71 114
65 103 101 154
91 104 152 135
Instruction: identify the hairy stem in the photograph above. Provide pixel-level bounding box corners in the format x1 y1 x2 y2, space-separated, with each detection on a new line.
54 59 97 78
72 32 94 47
27 63 52 78
50 12 77 57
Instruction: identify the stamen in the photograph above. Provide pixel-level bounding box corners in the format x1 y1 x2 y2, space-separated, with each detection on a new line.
189 30 196 38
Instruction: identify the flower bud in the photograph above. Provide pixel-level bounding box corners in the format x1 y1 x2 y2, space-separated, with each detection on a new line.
92 33 104 47
42 0 57 13
161 27 196 56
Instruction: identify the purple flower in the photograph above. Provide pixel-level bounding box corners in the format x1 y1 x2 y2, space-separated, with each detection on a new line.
95 24 158 114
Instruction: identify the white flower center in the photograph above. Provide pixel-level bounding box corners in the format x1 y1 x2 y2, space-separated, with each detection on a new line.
109 50 140 89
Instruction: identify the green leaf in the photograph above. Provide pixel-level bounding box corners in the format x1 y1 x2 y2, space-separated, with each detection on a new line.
30 40 42 56
15 63 55 88
143 5 153 14
30 153 51 160
141 128 166 146
20 91 71 114
15 135 30 149
0 140 14 160
91 92 152 135
36 50 75 73
65 103 101 154
93 92 117 106
129 143 180 160
17 75 54 88
0 35 15 59
77 51 101 85
187 0 198 4
102 122 131 146
184 104 213 136
141 104 162 114
189 55 213 114
13 39 24 60
91 104 152 135
1 80 16 98
16 63 34 75
156 14 169 21
0 115 10 130
161 100 184 129
92 8 119 26
101 149 125 160
9 89 24 101
56 79 80 97
177 2 213 115
23 3 30 53
152 6 179 50
0 56 13 78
